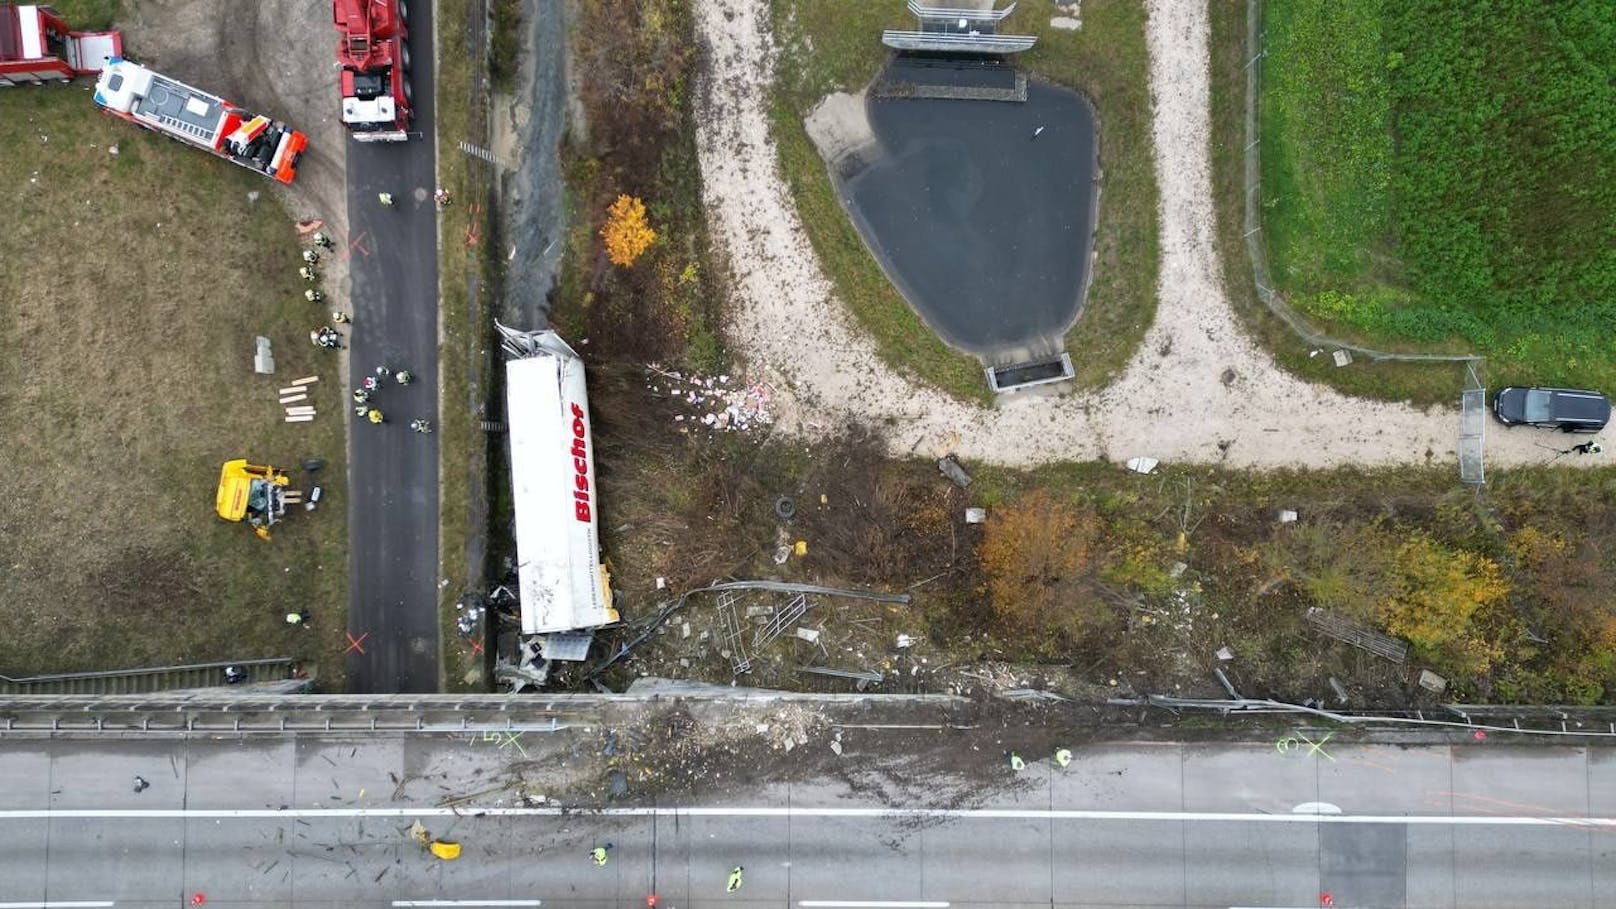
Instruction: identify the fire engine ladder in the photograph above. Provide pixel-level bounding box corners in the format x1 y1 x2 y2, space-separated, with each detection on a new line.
715 591 752 675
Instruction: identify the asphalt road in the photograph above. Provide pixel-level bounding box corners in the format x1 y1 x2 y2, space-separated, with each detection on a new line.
843 73 1097 359
344 3 441 693
3 735 1615 907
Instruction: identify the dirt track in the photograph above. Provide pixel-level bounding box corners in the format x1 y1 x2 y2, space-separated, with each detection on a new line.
692 0 1566 472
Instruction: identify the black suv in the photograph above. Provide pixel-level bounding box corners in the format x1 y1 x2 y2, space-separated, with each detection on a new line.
1493 387 1610 433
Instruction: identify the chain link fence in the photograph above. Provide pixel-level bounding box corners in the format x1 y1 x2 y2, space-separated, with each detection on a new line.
1240 0 1480 366
1241 0 1485 484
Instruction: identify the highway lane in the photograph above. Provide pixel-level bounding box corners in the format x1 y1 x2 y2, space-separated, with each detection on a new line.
344 0 441 693
2 736 1614 907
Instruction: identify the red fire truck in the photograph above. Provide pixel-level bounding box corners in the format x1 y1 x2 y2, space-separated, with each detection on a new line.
93 58 309 185
0 3 120 85
333 0 412 141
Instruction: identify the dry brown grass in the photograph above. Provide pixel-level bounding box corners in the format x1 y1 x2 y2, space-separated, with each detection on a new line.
0 87 348 678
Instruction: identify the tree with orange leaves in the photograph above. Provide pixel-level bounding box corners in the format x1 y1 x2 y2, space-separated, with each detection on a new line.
601 194 656 267
978 490 1111 653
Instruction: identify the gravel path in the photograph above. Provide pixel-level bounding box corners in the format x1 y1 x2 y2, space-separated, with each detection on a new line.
694 0 1558 470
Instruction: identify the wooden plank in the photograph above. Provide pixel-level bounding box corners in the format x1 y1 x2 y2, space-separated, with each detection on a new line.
284 415 316 423
279 394 309 404
291 375 319 386
277 386 303 396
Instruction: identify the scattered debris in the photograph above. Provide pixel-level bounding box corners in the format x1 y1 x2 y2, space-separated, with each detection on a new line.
647 365 774 435
1307 607 1409 664
964 507 987 524
1332 349 1354 368
937 454 972 488
1417 669 1448 694
1278 509 1298 523
797 665 882 690
253 336 275 374
1328 677 1350 705
1126 457 1159 474
1215 646 1234 662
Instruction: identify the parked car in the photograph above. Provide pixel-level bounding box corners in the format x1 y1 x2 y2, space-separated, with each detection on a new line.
1492 386 1610 432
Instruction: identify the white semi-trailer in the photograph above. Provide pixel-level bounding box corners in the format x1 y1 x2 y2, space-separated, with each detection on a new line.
503 328 617 636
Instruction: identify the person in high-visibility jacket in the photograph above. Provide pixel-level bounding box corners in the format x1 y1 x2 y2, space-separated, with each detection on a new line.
726 866 744 893
1054 747 1073 768
367 408 384 424
302 249 320 265
1006 751 1025 771
305 288 324 304
312 231 334 249
590 843 613 866
299 266 317 282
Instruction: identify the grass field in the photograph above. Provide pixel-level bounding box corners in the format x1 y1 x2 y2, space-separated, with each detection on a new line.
0 85 348 679
42 0 117 27
434 0 497 692
1208 1 1472 405
769 0 1159 403
1255 0 1616 398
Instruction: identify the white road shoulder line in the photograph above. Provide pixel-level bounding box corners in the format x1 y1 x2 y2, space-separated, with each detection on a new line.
800 902 950 908
0 903 116 908
392 902 542 907
1 807 1612 827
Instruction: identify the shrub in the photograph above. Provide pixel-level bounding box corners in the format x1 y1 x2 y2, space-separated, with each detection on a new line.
601 194 657 268
978 491 1112 654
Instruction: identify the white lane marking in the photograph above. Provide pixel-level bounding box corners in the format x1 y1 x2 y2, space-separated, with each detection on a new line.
0 806 1610 827
0 903 116 908
800 902 950 908
392 902 542 907
1292 802 1342 815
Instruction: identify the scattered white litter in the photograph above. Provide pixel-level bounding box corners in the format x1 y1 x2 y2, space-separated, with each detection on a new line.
1126 457 1159 474
647 364 774 435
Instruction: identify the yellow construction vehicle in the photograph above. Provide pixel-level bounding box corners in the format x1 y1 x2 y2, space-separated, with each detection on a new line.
215 460 290 540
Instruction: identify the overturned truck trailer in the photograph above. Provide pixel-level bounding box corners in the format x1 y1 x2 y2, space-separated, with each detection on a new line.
501 325 618 637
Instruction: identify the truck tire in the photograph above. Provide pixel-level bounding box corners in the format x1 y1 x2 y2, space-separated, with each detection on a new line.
396 0 409 24
400 43 411 72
